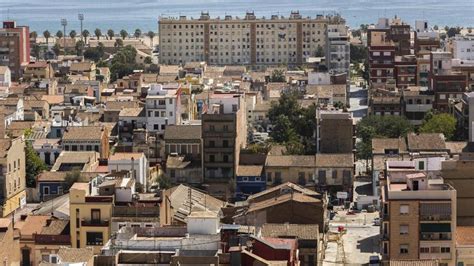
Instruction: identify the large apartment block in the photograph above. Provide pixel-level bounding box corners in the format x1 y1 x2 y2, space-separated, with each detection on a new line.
381 161 456 265
0 21 30 80
159 11 346 66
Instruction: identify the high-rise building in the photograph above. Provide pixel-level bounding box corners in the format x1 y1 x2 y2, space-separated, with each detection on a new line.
201 92 246 199
0 21 30 80
380 161 456 265
159 12 346 66
325 23 350 75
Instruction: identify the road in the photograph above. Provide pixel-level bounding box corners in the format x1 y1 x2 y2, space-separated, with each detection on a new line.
349 85 368 120
323 210 380 266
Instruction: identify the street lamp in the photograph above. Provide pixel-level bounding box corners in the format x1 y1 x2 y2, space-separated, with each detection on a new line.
78 13 84 42
61 18 67 54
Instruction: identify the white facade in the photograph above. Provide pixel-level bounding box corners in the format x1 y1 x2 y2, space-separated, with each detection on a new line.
108 153 148 188
145 84 180 133
308 72 331 85
326 24 350 74
114 178 135 203
0 66 11 87
187 213 220 235
453 35 474 61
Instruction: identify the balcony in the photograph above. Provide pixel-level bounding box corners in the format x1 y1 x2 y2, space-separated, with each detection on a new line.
81 219 110 227
405 104 433 113
420 215 452 222
34 234 71 245
85 196 113 203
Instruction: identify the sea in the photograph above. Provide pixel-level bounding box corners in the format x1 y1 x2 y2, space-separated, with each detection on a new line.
0 0 473 33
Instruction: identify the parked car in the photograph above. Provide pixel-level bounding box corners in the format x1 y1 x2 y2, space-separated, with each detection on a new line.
369 255 380 266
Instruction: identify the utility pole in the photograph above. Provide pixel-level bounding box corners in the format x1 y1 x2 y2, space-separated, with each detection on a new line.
61 18 67 55
78 13 84 42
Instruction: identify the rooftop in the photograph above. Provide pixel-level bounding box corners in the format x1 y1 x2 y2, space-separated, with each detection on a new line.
62 126 104 140
407 133 447 151
261 223 319 240
58 247 94 263
164 125 202 140
109 152 144 161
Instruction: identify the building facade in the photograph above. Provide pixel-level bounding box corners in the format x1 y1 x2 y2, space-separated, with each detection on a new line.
159 12 346 66
0 136 26 217
0 21 30 80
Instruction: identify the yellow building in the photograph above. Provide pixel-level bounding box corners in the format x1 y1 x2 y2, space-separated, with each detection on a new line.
69 182 113 254
0 136 26 217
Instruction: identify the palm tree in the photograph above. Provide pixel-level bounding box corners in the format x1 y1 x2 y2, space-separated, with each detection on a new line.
107 29 114 40
75 40 85 56
69 30 77 40
52 43 61 56
120 29 128 40
43 30 51 44
134 28 141 39
94 28 102 40
82 30 90 43
56 30 63 39
32 44 41 60
147 31 155 48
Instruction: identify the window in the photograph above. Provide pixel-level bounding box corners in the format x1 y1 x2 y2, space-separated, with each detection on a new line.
400 205 409 215
267 172 272 182
232 104 238 112
209 125 215 132
41 254 49 262
223 155 229 163
418 161 425 170
400 244 409 254
209 140 215 147
43 186 50 195
170 170 176 178
223 140 229 148
209 155 215 162
400 225 409 235
158 100 166 105
86 232 103 246
332 170 337 179
431 247 440 253
420 247 430 253
441 247 450 253
169 98 173 104
91 209 101 223
169 111 173 117
223 125 229 131
49 255 58 264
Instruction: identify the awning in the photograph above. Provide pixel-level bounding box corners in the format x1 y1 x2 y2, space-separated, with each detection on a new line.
420 203 451 216
420 223 451 233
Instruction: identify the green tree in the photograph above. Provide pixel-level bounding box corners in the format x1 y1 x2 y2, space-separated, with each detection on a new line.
134 28 142 39
433 25 439 30
144 56 152 64
84 43 105 62
419 113 457 140
350 44 368 64
269 69 286 82
114 38 123 47
82 30 90 43
43 30 51 44
25 142 47 187
52 43 61 56
315 45 324 57
110 45 139 81
64 170 81 192
94 28 102 40
75 40 85 56
356 115 412 168
69 30 77 40
107 29 114 40
32 44 41 59
120 29 128 40
147 31 155 47
446 27 461 38
56 30 63 39
271 114 299 143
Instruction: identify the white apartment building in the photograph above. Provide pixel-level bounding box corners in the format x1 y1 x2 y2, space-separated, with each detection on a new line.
453 35 474 61
326 23 350 74
0 66 11 87
108 152 148 188
145 84 181 134
159 11 346 66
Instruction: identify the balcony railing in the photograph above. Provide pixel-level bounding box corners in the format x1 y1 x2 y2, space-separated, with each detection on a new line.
420 233 451 241
420 215 452 222
81 219 109 227
85 196 113 203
